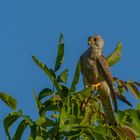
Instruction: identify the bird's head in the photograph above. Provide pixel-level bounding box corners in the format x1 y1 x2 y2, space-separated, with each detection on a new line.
88 35 104 53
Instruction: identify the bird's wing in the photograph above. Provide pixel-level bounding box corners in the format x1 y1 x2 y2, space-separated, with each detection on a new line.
97 55 132 107
96 54 118 111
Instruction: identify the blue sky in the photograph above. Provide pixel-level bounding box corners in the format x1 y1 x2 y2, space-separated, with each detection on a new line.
0 0 140 139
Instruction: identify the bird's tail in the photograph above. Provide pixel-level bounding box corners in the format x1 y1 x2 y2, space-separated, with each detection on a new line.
99 82 117 125
110 87 118 112
100 95 117 125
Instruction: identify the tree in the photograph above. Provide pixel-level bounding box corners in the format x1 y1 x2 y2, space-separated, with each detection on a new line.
0 33 140 140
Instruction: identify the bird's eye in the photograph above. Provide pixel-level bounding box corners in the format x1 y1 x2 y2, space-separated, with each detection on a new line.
94 38 97 42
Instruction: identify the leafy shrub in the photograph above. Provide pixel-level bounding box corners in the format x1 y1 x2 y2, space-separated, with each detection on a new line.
1 33 140 140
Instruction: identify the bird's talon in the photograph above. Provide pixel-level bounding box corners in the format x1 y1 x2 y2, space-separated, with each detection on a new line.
91 83 101 90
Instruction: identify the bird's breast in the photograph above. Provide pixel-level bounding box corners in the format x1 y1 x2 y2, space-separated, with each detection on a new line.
80 48 104 84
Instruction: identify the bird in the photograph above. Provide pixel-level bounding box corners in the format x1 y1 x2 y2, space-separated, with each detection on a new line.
79 35 132 125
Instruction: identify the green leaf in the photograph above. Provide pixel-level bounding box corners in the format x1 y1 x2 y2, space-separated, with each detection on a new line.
72 102 79 117
127 81 140 99
92 125 112 137
67 132 81 139
51 114 59 119
72 86 92 101
57 69 68 84
3 112 21 140
136 102 140 110
70 62 81 92
32 56 55 81
80 106 93 126
29 124 37 140
126 109 140 128
12 120 28 140
82 128 96 139
133 81 140 87
0 92 17 110
116 110 123 124
33 92 46 117
35 136 44 140
4 111 34 140
22 115 34 126
45 118 56 127
106 42 123 66
38 88 53 100
32 55 62 91
43 99 59 111
28 137 33 140
45 126 58 139
64 125 81 135
33 92 41 111
54 33 64 71
58 85 69 98
93 132 105 140
66 96 71 114
36 117 56 127
59 105 68 129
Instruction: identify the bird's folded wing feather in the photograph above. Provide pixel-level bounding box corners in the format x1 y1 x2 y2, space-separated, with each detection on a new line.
96 55 118 111
96 55 132 107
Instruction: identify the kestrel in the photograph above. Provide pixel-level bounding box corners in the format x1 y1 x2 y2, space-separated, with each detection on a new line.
80 35 131 125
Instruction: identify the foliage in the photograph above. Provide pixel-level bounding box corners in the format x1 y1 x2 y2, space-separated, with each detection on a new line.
106 42 122 67
0 93 17 110
0 34 140 140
